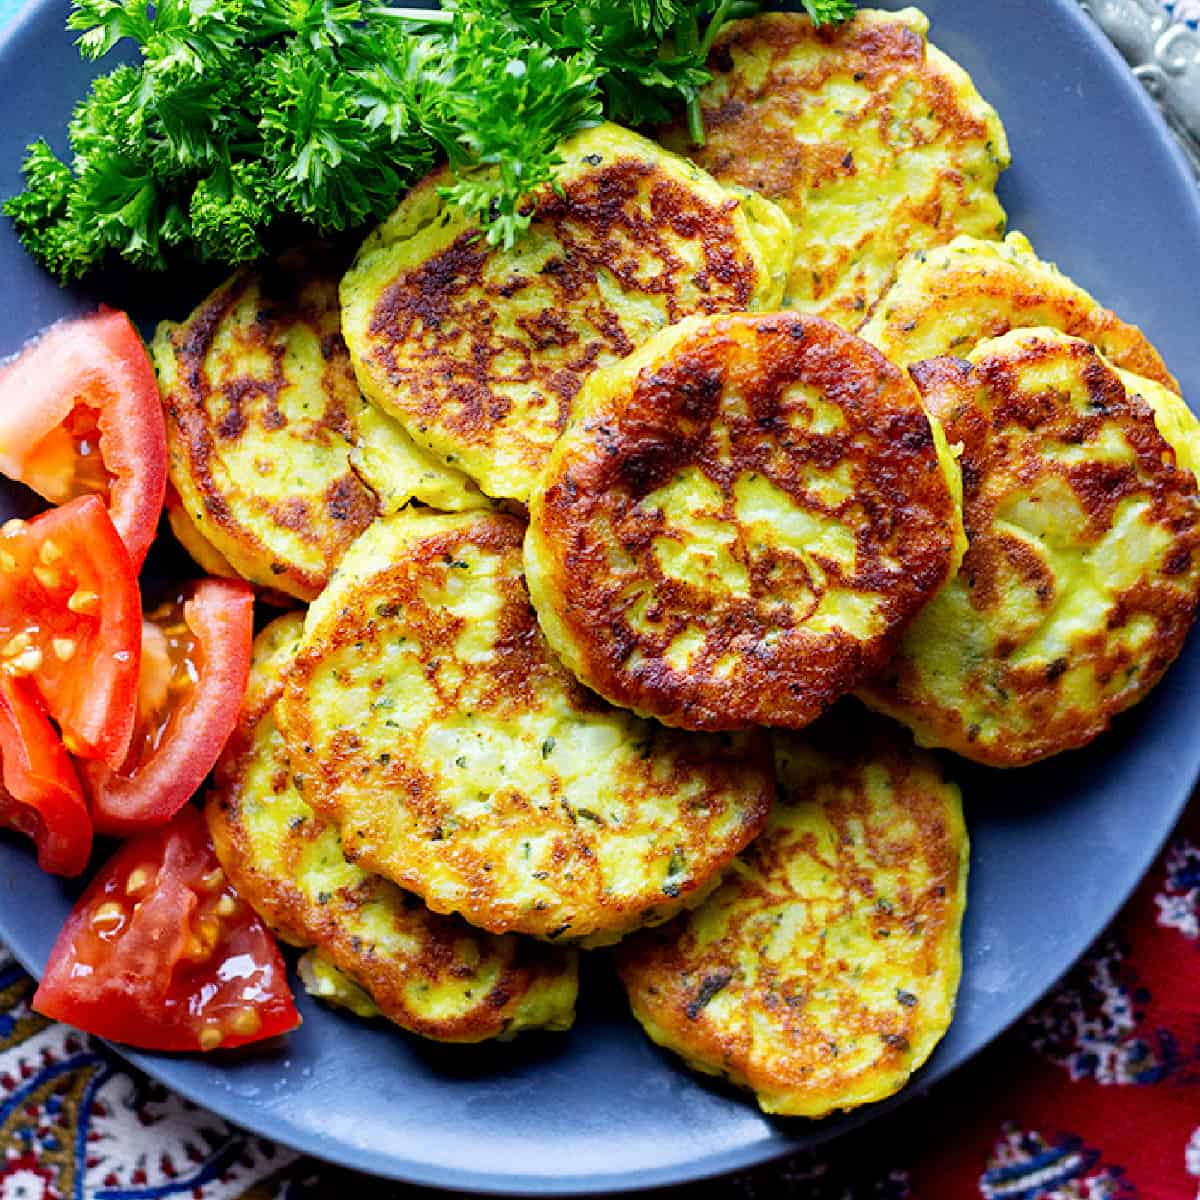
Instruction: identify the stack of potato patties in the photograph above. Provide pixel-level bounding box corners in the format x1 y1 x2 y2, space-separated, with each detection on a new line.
154 8 1200 1119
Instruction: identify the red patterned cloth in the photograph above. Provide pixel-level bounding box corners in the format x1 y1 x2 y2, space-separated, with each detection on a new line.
729 798 1200 1200
906 801 1200 1200
11 806 1195 1200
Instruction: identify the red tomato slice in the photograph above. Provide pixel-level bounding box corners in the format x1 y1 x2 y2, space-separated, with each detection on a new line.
0 309 166 569
0 496 141 767
0 677 91 876
33 804 300 1052
84 579 255 836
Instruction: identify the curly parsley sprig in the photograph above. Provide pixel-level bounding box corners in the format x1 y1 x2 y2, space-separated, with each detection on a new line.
4 0 857 279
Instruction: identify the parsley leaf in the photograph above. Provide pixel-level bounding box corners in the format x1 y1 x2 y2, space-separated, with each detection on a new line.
4 0 859 279
801 0 858 23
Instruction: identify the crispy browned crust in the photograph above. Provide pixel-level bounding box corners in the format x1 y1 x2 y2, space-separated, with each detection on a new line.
861 341 1200 765
207 615 577 1043
695 15 987 190
160 250 378 600
347 128 783 501
278 511 774 941
659 10 1009 327
529 312 960 731
366 163 761 404
869 242 1179 391
615 710 967 1117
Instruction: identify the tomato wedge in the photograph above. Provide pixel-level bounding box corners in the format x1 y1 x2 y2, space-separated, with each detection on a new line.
0 497 141 767
84 579 254 836
0 677 91 876
33 804 300 1052
0 309 167 569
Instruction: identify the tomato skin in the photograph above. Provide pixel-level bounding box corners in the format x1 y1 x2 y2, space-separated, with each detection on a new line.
0 496 141 767
85 579 255 836
0 677 91 876
33 805 300 1052
0 309 166 569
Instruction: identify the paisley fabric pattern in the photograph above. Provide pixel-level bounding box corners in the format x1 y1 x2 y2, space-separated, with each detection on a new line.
979 1128 1133 1200
1157 837 1200 940
0 0 1198 1196
0 950 299 1200
3 760 1198 1200
1023 936 1179 1087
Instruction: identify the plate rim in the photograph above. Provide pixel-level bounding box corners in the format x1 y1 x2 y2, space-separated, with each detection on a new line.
0 0 1198 1192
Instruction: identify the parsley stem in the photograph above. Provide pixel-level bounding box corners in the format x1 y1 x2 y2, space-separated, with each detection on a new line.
677 9 706 146
700 0 737 56
684 0 738 146
368 6 454 24
678 11 699 54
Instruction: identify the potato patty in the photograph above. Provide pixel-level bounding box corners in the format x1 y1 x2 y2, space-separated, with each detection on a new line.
659 8 1010 329
525 312 965 732
348 399 490 517
616 709 968 1118
339 122 792 502
164 484 239 582
154 249 483 600
276 510 774 943
206 614 579 1042
861 232 1179 388
859 329 1200 766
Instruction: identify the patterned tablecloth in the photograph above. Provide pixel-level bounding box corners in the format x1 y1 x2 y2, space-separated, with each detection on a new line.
2 2 1200 1198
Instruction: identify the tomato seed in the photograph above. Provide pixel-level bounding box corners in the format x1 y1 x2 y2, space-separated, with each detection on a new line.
200 867 225 893
215 895 238 918
90 901 125 936
1 519 26 537
52 638 77 662
4 647 43 676
67 589 100 615
124 865 155 896
38 539 62 565
33 566 61 591
197 1026 224 1051
229 1008 261 1038
2 632 31 658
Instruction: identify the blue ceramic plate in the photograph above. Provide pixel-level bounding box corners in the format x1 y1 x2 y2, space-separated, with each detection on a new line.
1 0 1199 1192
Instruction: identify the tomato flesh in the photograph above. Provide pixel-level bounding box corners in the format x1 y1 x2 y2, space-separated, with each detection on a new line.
0 309 166 569
0 496 141 767
0 677 91 876
33 805 300 1052
85 579 254 836
19 404 113 504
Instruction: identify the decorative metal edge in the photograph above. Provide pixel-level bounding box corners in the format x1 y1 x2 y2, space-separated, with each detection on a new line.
1079 0 1200 176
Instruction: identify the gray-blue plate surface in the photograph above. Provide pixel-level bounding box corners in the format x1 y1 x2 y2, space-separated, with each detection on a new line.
1 0 1198 1192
